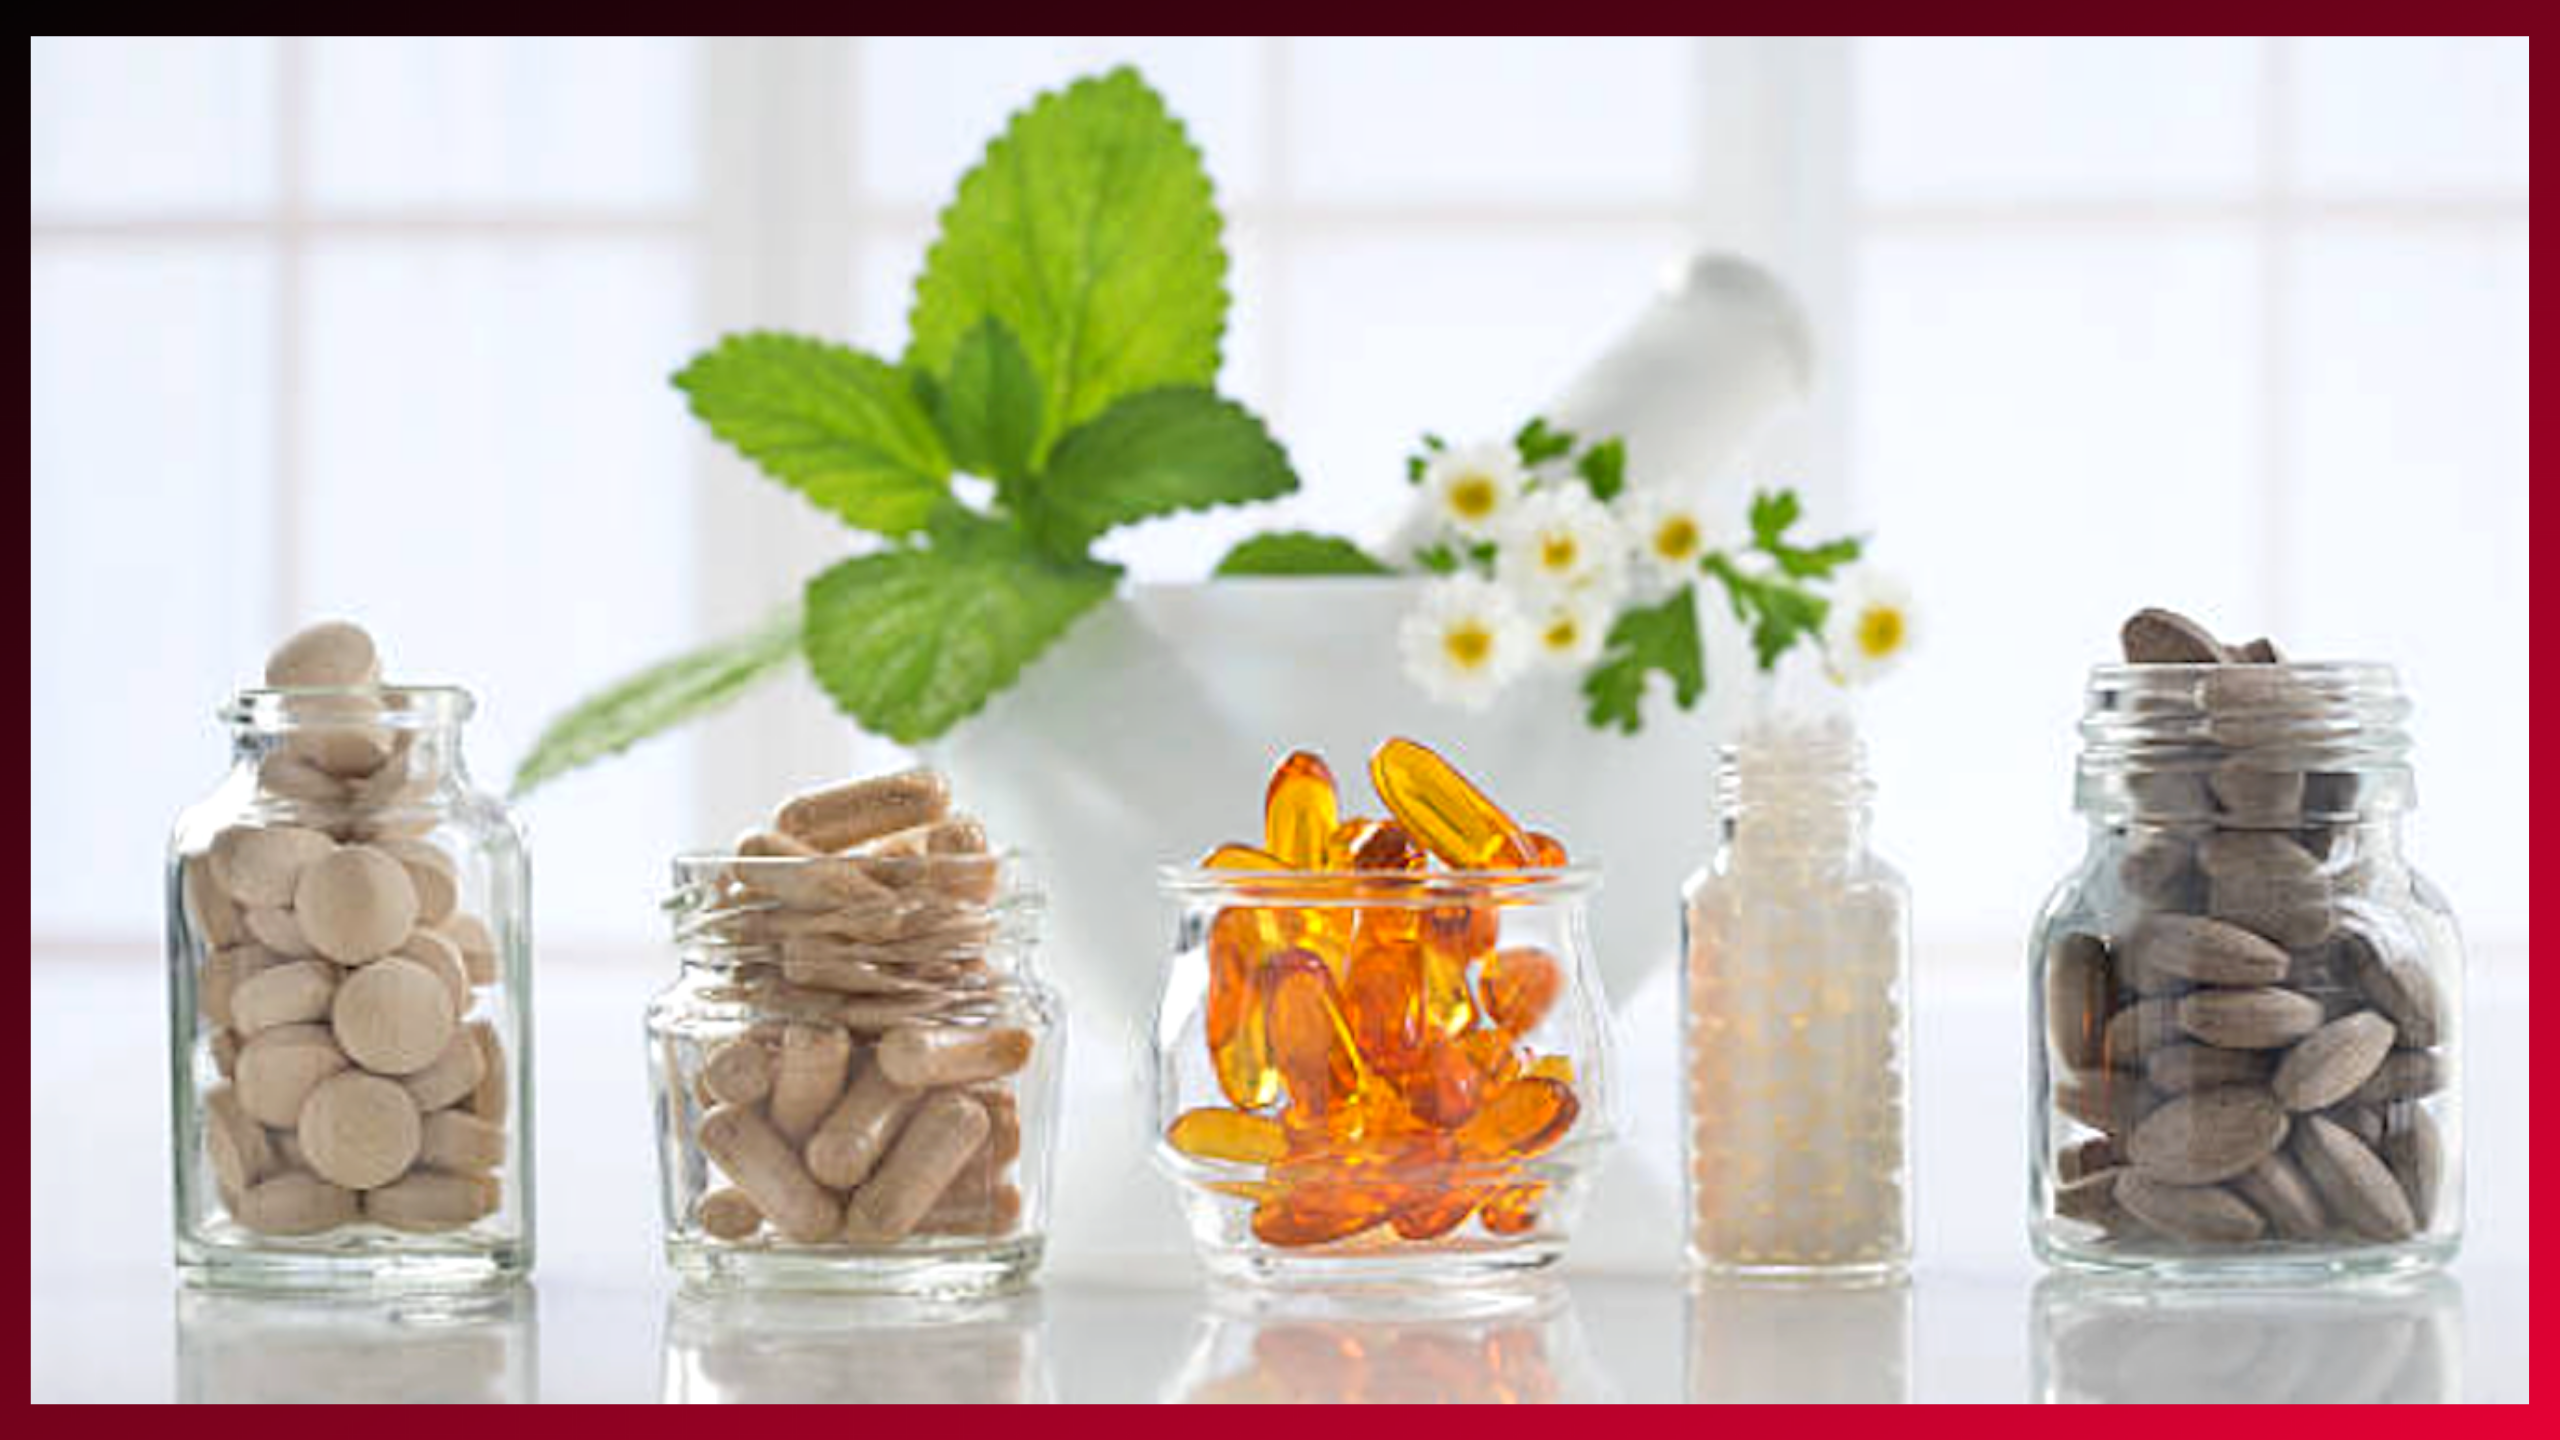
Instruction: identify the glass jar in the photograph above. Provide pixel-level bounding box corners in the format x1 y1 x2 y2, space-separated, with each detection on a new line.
167 685 532 1291
1682 716 1913 1278
2031 663 2461 1276
1151 867 1619 1287
649 853 1059 1294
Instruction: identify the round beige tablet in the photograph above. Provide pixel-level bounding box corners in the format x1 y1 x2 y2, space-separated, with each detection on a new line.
227 959 339 1036
297 1071 422 1190
438 913 500 986
295 846 419 964
395 928 471 1015
211 825 335 909
400 1030 488 1112
418 1110 507 1173
332 957 456 1075
266 620 379 688
234 1024 351 1127
377 839 459 925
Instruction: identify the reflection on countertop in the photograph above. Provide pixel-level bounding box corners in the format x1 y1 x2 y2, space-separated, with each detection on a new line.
659 1289 1051 1403
175 1286 538 1403
2033 1272 2463 1404
1686 1278 1913 1403
1169 1280 1609 1403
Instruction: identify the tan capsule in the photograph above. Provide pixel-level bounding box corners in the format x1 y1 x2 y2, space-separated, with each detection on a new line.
701 1036 775 1107
203 1086 274 1198
916 1180 1023 1237
211 825 335 909
210 1027 240 1079
297 1071 422 1189
804 1062 921 1190
332 957 457 1076
227 959 339 1036
876 1025 1033 1088
242 905 314 958
376 838 459 926
976 1086 1023 1167
366 1172 500 1233
697 1186 764 1241
183 850 246 949
419 1110 508 1173
236 1172 359 1236
467 1021 509 1122
235 1023 351 1127
775 769 951 852
438 913 500 987
266 619 380 687
396 927 472 1016
737 856 894 910
766 1024 853 1142
295 846 419 964
736 829 820 859
844 1091 991 1244
402 1029 488 1112
699 1103 841 1243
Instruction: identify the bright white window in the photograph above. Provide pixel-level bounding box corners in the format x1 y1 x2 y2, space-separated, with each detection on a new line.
32 37 2526 964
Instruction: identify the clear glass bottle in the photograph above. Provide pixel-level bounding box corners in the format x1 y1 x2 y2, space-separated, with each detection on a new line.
649 853 1059 1294
1151 866 1620 1287
2031 662 2461 1276
1682 716 1912 1279
168 685 532 1291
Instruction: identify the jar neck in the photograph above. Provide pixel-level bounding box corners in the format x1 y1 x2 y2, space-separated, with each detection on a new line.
222 685 477 794
664 854 1041 981
2076 662 2414 826
1715 717 1874 860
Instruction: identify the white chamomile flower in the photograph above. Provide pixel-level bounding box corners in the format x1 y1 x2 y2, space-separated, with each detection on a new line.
1617 485 1734 591
1525 588 1612 668
1399 574 1533 710
1421 441 1528 540
1823 567 1919 685
1497 484 1625 600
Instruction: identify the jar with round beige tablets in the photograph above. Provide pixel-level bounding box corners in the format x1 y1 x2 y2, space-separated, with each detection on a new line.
168 621 531 1290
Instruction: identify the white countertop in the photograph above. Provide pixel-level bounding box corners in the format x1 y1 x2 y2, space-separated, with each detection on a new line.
30 954 2528 1403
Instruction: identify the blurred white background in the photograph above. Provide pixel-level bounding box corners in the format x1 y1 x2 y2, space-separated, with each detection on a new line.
30 36 2529 968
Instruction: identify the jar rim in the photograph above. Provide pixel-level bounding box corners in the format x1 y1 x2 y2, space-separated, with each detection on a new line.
1155 863 1601 905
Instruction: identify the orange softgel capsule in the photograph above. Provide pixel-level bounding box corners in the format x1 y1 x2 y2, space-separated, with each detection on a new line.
1207 910 1282 1109
1416 904 1495 1036
1456 1075 1579 1160
1481 946 1564 1035
1266 948 1364 1120
1479 1182 1545 1235
1167 1107 1290 1166
1265 751 1342 870
1343 924 1426 1075
1203 842 1284 871
1370 738 1533 869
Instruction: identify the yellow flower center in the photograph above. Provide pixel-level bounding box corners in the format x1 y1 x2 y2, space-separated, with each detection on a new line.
1537 533 1579 573
1652 515 1701 562
1443 622 1495 671
1542 617 1580 651
1856 604 1905 659
1449 475 1498 521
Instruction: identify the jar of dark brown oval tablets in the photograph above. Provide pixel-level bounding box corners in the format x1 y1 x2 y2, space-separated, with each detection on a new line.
650 849 1059 1294
2032 661 2461 1277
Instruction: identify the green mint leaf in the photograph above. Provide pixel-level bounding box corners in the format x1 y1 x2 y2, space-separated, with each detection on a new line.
675 332 950 536
907 67 1226 463
510 605 803 796
1581 585 1706 734
932 317 1043 486
1413 541 1461 575
1515 416 1577 467
1576 437 1628 502
802 516 1119 744
1214 531 1392 577
1025 387 1295 554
